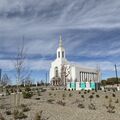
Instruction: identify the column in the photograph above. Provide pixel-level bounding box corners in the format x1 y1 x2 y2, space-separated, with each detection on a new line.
81 72 83 82
87 72 89 82
79 72 81 82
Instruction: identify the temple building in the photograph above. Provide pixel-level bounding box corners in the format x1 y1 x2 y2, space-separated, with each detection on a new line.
49 36 101 90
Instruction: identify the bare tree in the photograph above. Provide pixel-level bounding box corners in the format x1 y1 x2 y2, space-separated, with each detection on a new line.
61 64 71 86
0 73 11 86
14 38 31 89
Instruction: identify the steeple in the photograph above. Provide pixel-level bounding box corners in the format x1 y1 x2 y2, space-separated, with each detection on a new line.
59 35 62 47
57 35 66 59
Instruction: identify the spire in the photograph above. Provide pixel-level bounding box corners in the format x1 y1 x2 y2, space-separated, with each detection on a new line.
59 35 62 47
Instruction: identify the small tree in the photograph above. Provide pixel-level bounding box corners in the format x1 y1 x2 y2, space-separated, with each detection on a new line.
61 64 71 86
0 73 10 87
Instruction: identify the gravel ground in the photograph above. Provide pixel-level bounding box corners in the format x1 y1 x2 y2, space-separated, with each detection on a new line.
0 88 120 120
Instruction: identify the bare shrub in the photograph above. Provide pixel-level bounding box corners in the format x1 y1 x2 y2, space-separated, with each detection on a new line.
62 93 66 98
105 98 115 113
62 93 66 100
88 103 96 110
22 107 30 112
49 93 52 96
89 95 94 102
69 93 72 97
51 87 54 91
72 99 81 104
34 110 49 120
13 109 27 119
47 99 55 104
78 103 85 108
0 113 5 120
57 100 66 106
115 99 119 103
22 91 33 99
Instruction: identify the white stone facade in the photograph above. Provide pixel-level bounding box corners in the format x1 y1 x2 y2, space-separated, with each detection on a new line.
49 36 100 86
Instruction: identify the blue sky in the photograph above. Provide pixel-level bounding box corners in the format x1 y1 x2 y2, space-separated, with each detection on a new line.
0 0 120 84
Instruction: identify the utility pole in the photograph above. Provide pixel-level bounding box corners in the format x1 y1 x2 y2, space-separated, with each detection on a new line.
115 64 119 85
46 71 47 87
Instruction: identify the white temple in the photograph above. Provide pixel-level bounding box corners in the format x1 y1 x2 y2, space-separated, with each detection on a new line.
49 36 100 90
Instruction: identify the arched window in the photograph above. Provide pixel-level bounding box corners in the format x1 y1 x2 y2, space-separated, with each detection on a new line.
55 67 58 77
58 52 60 58
62 51 64 58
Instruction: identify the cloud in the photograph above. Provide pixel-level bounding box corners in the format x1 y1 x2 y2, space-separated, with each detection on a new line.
0 0 120 80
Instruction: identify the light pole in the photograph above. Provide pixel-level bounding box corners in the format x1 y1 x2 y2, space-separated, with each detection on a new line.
114 64 119 85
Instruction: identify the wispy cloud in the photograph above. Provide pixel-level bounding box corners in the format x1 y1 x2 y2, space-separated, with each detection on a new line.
0 0 120 80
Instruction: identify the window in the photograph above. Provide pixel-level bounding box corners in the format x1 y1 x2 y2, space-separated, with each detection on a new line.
58 52 60 58
55 67 58 77
62 51 64 58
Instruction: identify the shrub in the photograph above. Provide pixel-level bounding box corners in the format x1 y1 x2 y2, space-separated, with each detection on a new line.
108 89 110 91
72 99 81 104
41 88 46 92
112 93 116 97
87 90 90 93
57 100 66 106
35 98 40 100
25 87 31 92
104 90 106 92
22 91 33 99
47 99 55 104
106 98 115 113
20 104 27 108
88 103 96 110
115 99 119 103
84 91 87 94
5 110 12 115
20 104 30 112
49 93 52 96
51 87 54 90
96 94 100 98
81 95 84 98
105 95 108 99
69 93 72 97
37 90 41 96
78 91 81 94
22 107 30 112
89 95 94 99
62 93 66 98
64 88 67 90
6 89 10 96
0 113 5 120
13 110 27 119
34 110 49 120
78 103 85 108
112 89 116 92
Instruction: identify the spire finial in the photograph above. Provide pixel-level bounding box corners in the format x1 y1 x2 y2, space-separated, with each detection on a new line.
59 35 62 47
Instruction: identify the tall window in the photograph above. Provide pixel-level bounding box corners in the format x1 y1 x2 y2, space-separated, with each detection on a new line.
55 67 58 77
58 52 60 58
62 51 64 58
